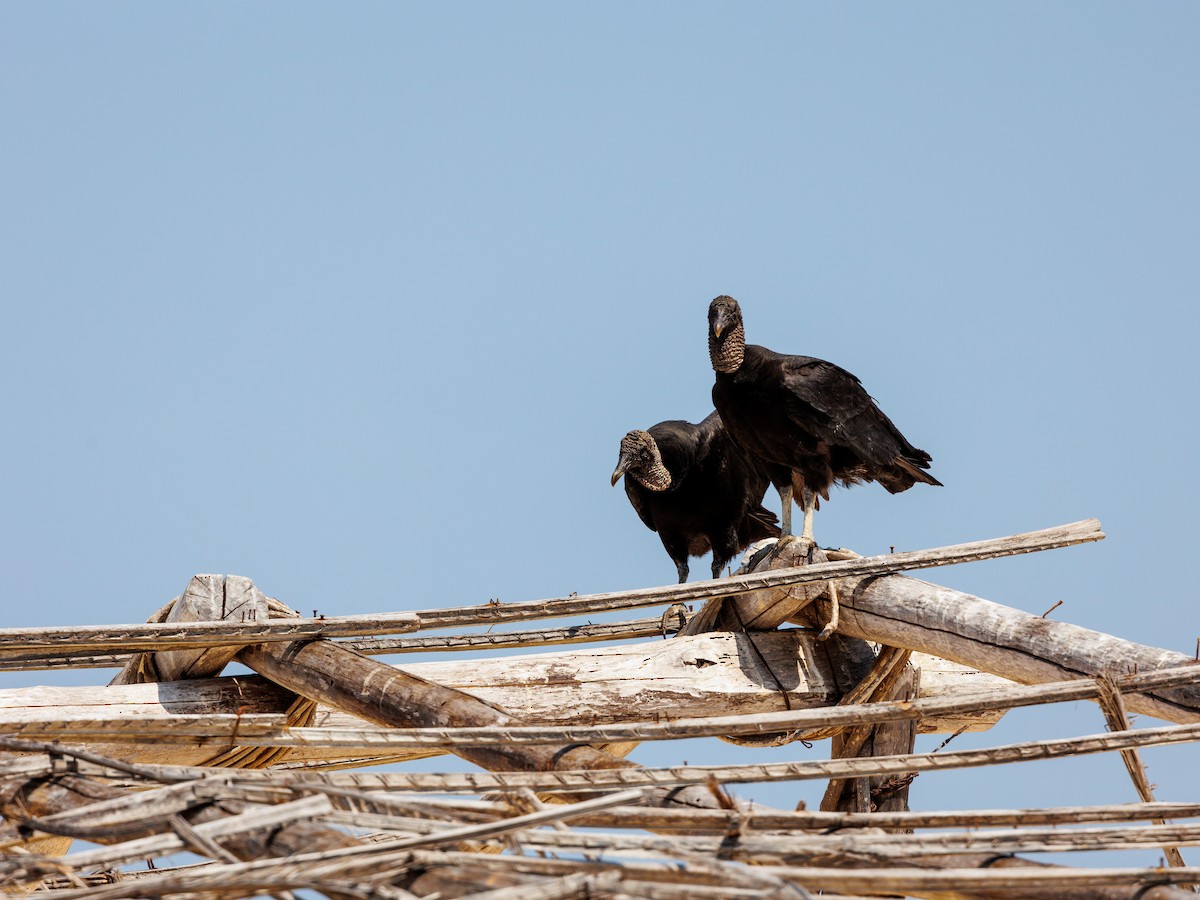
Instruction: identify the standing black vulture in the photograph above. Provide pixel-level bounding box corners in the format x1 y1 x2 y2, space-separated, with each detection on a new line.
707 295 941 543
610 411 781 582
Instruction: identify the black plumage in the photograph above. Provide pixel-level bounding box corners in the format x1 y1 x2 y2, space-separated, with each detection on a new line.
707 295 941 541
610 411 781 582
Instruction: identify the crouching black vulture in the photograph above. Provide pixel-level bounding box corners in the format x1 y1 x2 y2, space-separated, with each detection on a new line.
610 411 780 582
707 295 941 544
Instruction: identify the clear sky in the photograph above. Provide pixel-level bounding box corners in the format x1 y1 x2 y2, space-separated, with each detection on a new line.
3 2 1198 873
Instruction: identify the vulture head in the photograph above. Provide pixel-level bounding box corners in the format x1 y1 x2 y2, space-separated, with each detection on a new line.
708 295 746 373
610 430 672 492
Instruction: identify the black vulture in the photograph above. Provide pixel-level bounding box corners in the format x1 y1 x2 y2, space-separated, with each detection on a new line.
610 411 781 582
707 295 941 543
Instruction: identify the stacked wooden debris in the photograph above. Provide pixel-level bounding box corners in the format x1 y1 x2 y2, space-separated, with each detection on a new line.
2 519 1199 898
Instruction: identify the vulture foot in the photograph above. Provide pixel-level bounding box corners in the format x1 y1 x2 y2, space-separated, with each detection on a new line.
816 579 840 641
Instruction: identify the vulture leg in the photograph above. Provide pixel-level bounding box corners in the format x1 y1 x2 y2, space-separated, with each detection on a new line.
674 559 689 584
800 487 817 544
711 528 740 580
778 483 794 537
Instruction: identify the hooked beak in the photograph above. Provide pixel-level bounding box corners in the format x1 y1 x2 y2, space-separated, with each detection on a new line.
711 311 729 339
610 458 629 486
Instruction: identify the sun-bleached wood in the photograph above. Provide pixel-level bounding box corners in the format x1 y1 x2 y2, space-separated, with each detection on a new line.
0 631 1016 757
9 659 1200 760
822 571 1200 723
6 742 1191 900
30 710 1178 798
251 719 1200 793
388 849 1197 900
563 799 1200 832
0 615 697 673
408 519 1105 634
154 575 269 682
676 526 1199 725
9 521 1197 900
0 610 421 657
1096 676 1190 873
0 521 1100 664
236 636 726 812
679 519 1102 634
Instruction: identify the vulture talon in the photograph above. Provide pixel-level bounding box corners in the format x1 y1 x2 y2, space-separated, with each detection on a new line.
817 580 840 641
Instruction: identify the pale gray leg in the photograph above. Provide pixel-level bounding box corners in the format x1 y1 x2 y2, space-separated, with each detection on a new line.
778 484 793 537
800 487 817 544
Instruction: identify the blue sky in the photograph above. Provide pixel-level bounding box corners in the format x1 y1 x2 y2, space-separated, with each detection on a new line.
3 3 1198 871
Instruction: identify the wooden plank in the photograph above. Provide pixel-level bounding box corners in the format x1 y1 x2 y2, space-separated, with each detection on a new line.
512 821 1200 861
0 632 1010 754
0 714 286 741
563 800 1200 832
0 522 1100 662
7 661 1200 767
397 850 1196 900
0 614 695 673
409 519 1104 632
235 637 724 813
265 719 1200 793
0 610 420 655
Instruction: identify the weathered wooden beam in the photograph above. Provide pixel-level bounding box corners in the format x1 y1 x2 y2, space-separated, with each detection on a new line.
679 527 1200 725
810 571 1200 724
0 522 1098 664
264 719 1200 793
0 615 696 674
9 659 1200 761
508 821 1200 861
0 610 420 656
408 519 1105 632
677 519 1104 635
563 799 1200 832
396 849 1196 900
235 637 722 812
0 579 359 882
0 631 1019 763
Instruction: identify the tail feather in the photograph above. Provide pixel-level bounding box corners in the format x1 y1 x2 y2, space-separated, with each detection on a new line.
881 456 943 493
742 505 782 541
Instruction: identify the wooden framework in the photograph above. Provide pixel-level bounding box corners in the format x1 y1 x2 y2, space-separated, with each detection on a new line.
1 519 1198 898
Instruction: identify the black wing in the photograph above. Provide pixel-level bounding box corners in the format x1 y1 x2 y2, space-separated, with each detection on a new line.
778 355 927 472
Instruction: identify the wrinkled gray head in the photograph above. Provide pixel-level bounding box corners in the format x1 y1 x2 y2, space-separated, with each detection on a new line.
708 295 745 373
610 430 672 492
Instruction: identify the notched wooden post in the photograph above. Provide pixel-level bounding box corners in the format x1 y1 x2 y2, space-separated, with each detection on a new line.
111 574 268 686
